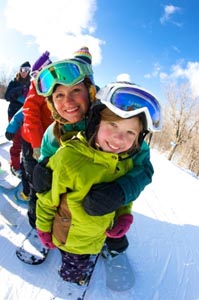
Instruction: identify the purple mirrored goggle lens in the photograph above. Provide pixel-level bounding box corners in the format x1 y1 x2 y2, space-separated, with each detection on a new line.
111 87 161 130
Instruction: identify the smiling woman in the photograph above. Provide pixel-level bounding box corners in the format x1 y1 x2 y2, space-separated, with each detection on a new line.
51 83 90 124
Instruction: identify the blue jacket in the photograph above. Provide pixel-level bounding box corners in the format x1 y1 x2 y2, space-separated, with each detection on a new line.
4 77 30 117
6 108 23 134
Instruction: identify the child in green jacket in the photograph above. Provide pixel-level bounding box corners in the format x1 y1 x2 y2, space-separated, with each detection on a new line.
34 57 159 257
36 81 161 284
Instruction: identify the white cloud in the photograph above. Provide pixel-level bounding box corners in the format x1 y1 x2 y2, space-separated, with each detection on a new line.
143 60 199 97
144 63 161 79
116 73 131 82
159 72 168 80
160 5 181 26
171 45 180 53
170 61 199 98
4 0 104 65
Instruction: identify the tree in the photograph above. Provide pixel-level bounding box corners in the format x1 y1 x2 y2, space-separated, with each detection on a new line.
0 70 11 98
163 82 199 161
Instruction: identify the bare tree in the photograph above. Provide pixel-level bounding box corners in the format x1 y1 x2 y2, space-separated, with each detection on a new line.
0 69 12 98
0 64 17 99
163 82 199 161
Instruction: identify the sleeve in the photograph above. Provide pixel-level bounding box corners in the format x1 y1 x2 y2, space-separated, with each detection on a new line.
115 202 133 219
116 141 154 204
22 82 46 148
38 123 60 161
36 149 71 232
36 189 57 232
4 81 23 102
6 108 24 133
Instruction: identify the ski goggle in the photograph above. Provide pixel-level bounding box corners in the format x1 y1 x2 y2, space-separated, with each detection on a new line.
20 67 31 73
97 83 162 131
35 59 93 97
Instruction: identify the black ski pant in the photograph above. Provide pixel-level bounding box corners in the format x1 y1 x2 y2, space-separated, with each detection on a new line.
21 139 37 228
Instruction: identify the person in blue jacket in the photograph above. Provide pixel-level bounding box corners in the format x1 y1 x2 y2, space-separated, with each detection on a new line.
5 108 30 200
4 61 31 177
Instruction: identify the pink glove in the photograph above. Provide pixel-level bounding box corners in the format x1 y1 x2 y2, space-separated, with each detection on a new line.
37 229 56 249
106 214 133 238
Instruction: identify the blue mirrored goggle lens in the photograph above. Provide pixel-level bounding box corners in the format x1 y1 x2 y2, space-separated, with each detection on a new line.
111 87 161 129
36 62 92 96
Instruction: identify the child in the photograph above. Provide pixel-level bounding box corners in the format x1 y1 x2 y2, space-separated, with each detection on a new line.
34 58 157 259
5 52 53 202
22 51 53 223
36 81 161 285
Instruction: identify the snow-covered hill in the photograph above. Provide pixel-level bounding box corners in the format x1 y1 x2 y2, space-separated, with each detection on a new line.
0 99 199 300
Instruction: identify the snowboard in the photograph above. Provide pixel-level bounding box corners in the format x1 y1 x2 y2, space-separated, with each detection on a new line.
49 282 91 300
49 284 88 300
16 228 49 265
51 254 99 300
104 251 135 291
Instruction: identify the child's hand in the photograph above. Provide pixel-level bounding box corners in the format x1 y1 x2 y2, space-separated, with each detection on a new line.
33 147 41 160
37 229 56 249
106 214 133 238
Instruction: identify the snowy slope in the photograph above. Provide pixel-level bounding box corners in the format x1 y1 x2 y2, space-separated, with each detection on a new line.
0 99 199 300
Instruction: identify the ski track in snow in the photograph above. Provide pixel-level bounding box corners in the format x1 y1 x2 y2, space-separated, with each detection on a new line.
0 100 199 300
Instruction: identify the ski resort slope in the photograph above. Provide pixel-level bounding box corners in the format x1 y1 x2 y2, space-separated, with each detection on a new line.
0 99 199 300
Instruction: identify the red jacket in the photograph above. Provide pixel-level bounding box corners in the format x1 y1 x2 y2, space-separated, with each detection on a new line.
22 81 53 148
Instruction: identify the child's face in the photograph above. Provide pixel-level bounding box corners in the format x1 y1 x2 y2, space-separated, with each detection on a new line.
96 116 141 153
52 83 89 123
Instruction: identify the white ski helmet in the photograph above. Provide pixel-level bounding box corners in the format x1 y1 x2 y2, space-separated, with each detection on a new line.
96 81 162 132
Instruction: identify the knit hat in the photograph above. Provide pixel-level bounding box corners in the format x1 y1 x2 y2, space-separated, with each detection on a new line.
20 61 31 68
32 51 52 72
73 46 92 65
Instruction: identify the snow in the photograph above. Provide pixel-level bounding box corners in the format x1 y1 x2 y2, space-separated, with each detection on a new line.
1 99 199 300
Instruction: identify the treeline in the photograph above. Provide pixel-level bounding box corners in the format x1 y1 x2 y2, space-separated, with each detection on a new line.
0 71 8 98
150 82 199 177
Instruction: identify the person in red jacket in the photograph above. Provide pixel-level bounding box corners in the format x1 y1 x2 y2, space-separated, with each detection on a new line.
20 52 53 203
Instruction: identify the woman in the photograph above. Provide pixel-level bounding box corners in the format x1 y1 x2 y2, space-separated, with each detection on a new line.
4 61 31 177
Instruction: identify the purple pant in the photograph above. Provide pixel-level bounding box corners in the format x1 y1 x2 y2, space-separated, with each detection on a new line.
59 250 96 285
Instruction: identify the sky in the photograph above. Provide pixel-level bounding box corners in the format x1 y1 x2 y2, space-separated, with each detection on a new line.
1 100 199 300
0 0 199 103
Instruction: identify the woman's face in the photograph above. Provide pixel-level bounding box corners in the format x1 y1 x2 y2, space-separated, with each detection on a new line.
20 68 30 79
96 116 141 153
52 83 90 123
